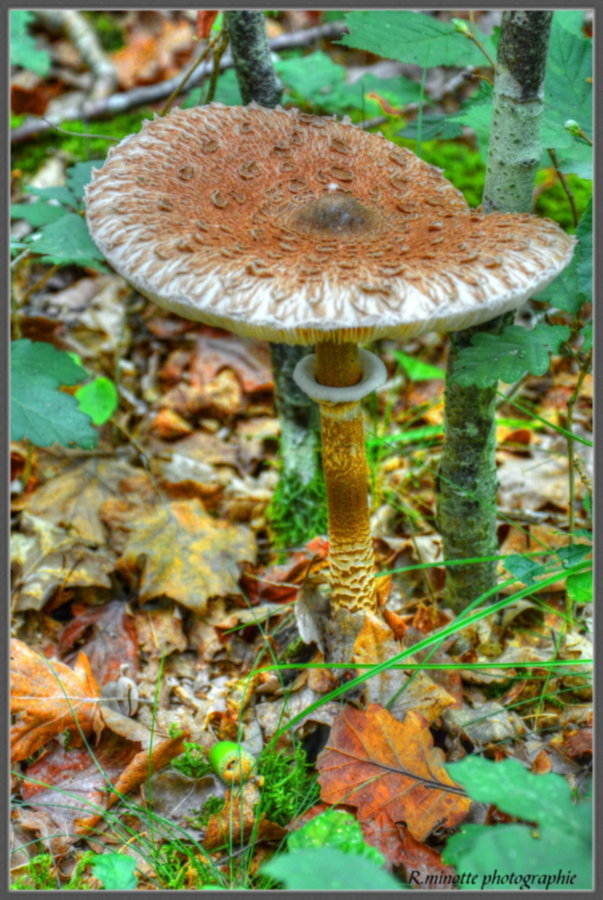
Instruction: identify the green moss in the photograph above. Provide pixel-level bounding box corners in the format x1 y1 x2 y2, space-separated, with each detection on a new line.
11 110 153 178
11 851 95 890
83 12 126 52
172 741 212 779
267 465 327 551
257 743 320 826
534 171 592 230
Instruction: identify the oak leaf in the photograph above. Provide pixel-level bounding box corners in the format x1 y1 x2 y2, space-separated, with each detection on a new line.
116 499 256 613
10 639 104 761
317 704 471 842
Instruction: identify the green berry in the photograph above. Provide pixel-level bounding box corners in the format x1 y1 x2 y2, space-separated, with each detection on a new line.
208 741 256 784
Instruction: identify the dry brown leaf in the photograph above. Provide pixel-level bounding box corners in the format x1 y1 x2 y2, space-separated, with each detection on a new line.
116 499 256 612
353 615 458 724
202 780 286 850
10 639 104 761
74 733 187 834
25 458 141 545
135 605 188 658
191 333 273 394
360 811 456 886
317 704 471 842
57 600 138 684
113 17 194 89
11 513 114 612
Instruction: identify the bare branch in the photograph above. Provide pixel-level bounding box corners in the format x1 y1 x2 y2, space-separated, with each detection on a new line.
11 20 348 145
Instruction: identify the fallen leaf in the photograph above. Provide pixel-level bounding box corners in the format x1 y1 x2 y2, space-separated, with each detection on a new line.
197 11 218 39
135 605 188 658
25 458 141 545
353 615 458 724
75 733 187 833
556 727 592 760
191 333 273 394
11 512 114 611
444 701 526 746
317 704 471 842
19 732 139 837
151 408 193 440
116 499 256 612
10 640 104 761
112 17 194 89
202 780 286 850
360 812 456 886
57 600 138 684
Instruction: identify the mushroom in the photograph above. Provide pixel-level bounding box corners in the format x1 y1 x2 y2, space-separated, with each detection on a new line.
85 103 574 648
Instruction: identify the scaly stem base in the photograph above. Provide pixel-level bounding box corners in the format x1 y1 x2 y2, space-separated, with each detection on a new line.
315 342 377 614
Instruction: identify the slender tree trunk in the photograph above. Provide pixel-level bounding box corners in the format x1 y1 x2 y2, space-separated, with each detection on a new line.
436 11 553 612
223 10 326 548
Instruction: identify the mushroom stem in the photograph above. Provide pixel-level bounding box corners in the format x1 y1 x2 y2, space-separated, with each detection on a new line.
314 341 377 614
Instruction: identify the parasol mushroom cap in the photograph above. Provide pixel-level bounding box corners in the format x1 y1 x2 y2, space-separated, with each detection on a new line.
85 103 575 345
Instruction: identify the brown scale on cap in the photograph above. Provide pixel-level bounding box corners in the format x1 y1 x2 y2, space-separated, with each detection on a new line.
85 103 574 345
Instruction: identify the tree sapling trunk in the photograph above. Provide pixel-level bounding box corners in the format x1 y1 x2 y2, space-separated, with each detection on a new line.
436 10 553 611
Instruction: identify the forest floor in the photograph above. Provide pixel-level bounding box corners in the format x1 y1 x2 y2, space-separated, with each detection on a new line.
10 9 592 892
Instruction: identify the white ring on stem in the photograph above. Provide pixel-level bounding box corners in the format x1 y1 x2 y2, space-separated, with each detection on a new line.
293 348 387 403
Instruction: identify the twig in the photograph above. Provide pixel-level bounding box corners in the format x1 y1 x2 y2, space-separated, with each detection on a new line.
547 148 579 228
204 30 230 106
36 10 117 100
39 116 121 142
11 20 349 145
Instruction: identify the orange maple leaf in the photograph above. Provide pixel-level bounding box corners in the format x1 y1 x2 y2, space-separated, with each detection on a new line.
10 639 104 762
317 703 471 842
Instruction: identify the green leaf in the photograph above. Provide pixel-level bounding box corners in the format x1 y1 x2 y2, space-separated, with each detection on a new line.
25 185 78 207
75 377 118 425
10 10 52 76
10 201 68 227
262 847 406 891
66 160 105 201
91 854 138 891
451 324 571 387
581 321 592 353
447 83 494 160
504 554 546 586
443 758 592 890
541 14 593 151
394 351 445 381
566 569 592 606
398 114 463 142
184 69 242 108
275 52 422 116
340 11 495 68
553 10 586 36
25 213 107 269
535 199 592 312
11 339 97 449
447 757 578 830
287 809 384 865
276 51 345 102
